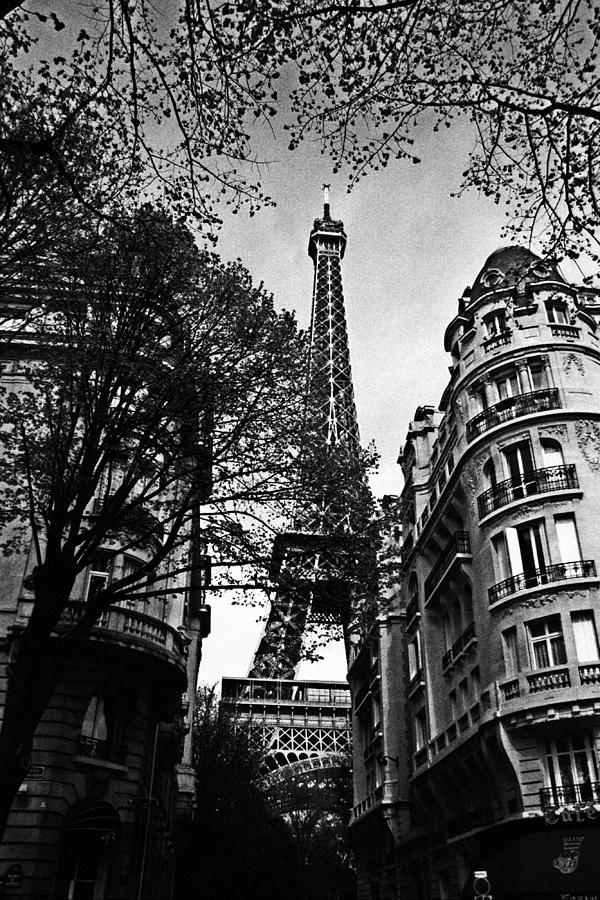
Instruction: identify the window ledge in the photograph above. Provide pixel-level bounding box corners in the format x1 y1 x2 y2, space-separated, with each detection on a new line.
73 754 128 775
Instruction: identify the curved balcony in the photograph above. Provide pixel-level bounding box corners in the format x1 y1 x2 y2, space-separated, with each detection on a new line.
58 602 187 673
477 464 579 518
466 388 561 442
489 559 596 605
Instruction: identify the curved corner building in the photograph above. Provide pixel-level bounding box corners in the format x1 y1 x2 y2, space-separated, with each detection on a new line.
349 247 600 898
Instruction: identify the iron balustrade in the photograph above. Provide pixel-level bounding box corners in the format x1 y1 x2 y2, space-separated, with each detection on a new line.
477 464 579 517
424 532 471 599
76 735 128 765
466 388 561 442
489 559 597 605
540 781 600 810
483 329 512 351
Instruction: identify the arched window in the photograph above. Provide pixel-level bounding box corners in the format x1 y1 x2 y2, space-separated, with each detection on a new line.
541 438 564 468
483 459 497 491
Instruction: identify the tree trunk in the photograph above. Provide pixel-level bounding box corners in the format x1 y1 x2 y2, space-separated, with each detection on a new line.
0 628 68 844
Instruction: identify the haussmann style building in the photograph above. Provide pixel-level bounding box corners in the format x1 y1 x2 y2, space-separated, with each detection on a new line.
0 287 210 898
349 246 600 900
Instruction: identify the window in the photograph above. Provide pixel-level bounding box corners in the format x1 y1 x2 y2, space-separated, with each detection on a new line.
555 514 581 563
414 709 427 751
527 616 566 669
85 552 112 602
121 557 147 611
502 627 520 676
541 439 564 468
503 441 535 499
471 667 480 697
52 844 102 900
483 458 497 491
484 310 507 338
443 614 452 652
492 520 547 585
545 299 569 324
571 612 600 662
545 735 598 800
530 364 548 391
449 690 458 720
495 371 519 401
408 631 422 680
459 678 469 710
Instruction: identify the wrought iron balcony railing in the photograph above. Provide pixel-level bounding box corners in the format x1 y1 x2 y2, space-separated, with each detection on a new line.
466 388 561 442
76 734 128 766
489 559 596 605
477 464 578 518
424 532 471 600
540 781 600 810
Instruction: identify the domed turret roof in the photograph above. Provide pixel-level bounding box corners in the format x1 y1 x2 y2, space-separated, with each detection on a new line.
468 246 566 304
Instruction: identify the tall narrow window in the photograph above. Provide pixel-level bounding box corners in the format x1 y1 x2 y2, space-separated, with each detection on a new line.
52 845 101 900
414 710 427 751
530 365 548 391
555 514 581 564
484 310 507 338
459 678 469 711
471 667 480 697
86 552 112 602
408 631 422 680
541 439 564 468
527 616 566 669
503 441 535 499
502 627 520 677
545 735 598 803
571 612 600 662
495 371 519 401
545 300 569 324
122 557 147 611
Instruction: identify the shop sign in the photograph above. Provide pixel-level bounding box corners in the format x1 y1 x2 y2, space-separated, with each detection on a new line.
553 835 584 874
544 802 600 825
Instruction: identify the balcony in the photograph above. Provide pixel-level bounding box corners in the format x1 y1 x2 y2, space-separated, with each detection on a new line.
76 735 128 766
466 388 561 442
59 602 186 670
540 781 600 810
352 785 383 819
477 465 579 518
499 660 600 702
483 329 512 352
424 532 472 602
488 559 596 605
441 621 477 673
550 323 581 339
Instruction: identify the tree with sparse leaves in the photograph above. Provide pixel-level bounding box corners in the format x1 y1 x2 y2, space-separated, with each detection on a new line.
4 2 600 257
0 197 307 841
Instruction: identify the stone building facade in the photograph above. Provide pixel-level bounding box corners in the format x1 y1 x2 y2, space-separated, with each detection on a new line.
0 319 209 897
349 247 600 899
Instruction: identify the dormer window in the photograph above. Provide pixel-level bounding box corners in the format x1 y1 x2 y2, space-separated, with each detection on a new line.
545 299 569 324
481 269 505 289
484 310 507 338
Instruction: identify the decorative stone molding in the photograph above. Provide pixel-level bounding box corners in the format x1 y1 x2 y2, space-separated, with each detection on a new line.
538 423 569 443
461 453 488 512
497 430 530 449
575 420 600 471
563 353 585 377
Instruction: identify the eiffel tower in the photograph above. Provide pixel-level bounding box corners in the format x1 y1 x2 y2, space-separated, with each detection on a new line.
222 189 366 780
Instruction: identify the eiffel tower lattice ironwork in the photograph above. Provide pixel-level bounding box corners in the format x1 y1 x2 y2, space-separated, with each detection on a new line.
248 188 363 681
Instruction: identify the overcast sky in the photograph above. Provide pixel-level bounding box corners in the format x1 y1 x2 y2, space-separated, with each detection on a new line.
201 121 517 686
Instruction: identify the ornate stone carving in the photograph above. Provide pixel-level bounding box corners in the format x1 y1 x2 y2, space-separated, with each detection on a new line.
538 423 569 442
563 353 585 377
575 420 600 471
461 452 487 511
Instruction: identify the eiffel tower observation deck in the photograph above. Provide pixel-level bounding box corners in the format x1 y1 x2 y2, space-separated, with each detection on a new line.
222 190 370 781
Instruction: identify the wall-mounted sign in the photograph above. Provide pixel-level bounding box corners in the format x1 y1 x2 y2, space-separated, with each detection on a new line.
544 802 600 825
2 864 23 888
